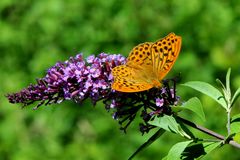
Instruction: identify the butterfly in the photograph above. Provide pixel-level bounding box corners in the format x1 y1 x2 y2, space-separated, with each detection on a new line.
111 32 182 92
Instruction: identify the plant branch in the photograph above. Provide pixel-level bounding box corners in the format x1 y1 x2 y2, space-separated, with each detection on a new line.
177 116 224 140
177 116 240 149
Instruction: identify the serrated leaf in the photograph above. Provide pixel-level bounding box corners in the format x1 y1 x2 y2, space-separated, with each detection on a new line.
231 88 240 107
230 114 240 134
177 97 205 122
150 115 190 138
165 140 192 160
182 81 227 109
128 129 165 160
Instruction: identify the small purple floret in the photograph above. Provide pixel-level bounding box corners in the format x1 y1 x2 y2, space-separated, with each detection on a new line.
156 98 164 107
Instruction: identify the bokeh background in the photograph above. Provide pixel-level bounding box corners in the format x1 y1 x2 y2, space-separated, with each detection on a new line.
1 0 240 159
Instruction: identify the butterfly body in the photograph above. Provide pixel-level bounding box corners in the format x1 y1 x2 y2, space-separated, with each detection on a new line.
112 33 181 92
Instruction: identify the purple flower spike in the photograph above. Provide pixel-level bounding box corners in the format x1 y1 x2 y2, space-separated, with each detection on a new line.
6 53 126 108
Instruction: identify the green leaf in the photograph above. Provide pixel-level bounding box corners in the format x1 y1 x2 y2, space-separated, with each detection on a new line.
182 81 227 109
233 133 240 144
175 97 205 122
231 88 240 107
150 115 190 139
150 115 178 133
165 140 192 160
181 140 221 159
226 68 231 97
216 79 226 92
128 129 165 160
162 157 167 160
230 114 240 134
202 141 222 155
177 121 196 139
216 79 227 99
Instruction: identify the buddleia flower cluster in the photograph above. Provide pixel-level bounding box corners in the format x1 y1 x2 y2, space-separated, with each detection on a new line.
6 53 180 134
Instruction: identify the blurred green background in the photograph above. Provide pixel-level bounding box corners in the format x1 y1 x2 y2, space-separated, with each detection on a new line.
1 0 240 159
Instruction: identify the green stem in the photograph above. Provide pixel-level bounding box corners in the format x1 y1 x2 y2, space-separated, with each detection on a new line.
177 116 240 149
227 108 231 136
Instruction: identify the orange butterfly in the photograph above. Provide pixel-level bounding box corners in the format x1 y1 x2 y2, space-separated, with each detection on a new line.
111 33 182 92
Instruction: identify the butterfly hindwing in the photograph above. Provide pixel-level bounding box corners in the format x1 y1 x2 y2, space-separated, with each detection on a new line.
111 65 153 92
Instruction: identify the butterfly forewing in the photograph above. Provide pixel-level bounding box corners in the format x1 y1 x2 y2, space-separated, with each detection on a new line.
151 33 181 80
126 42 153 69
